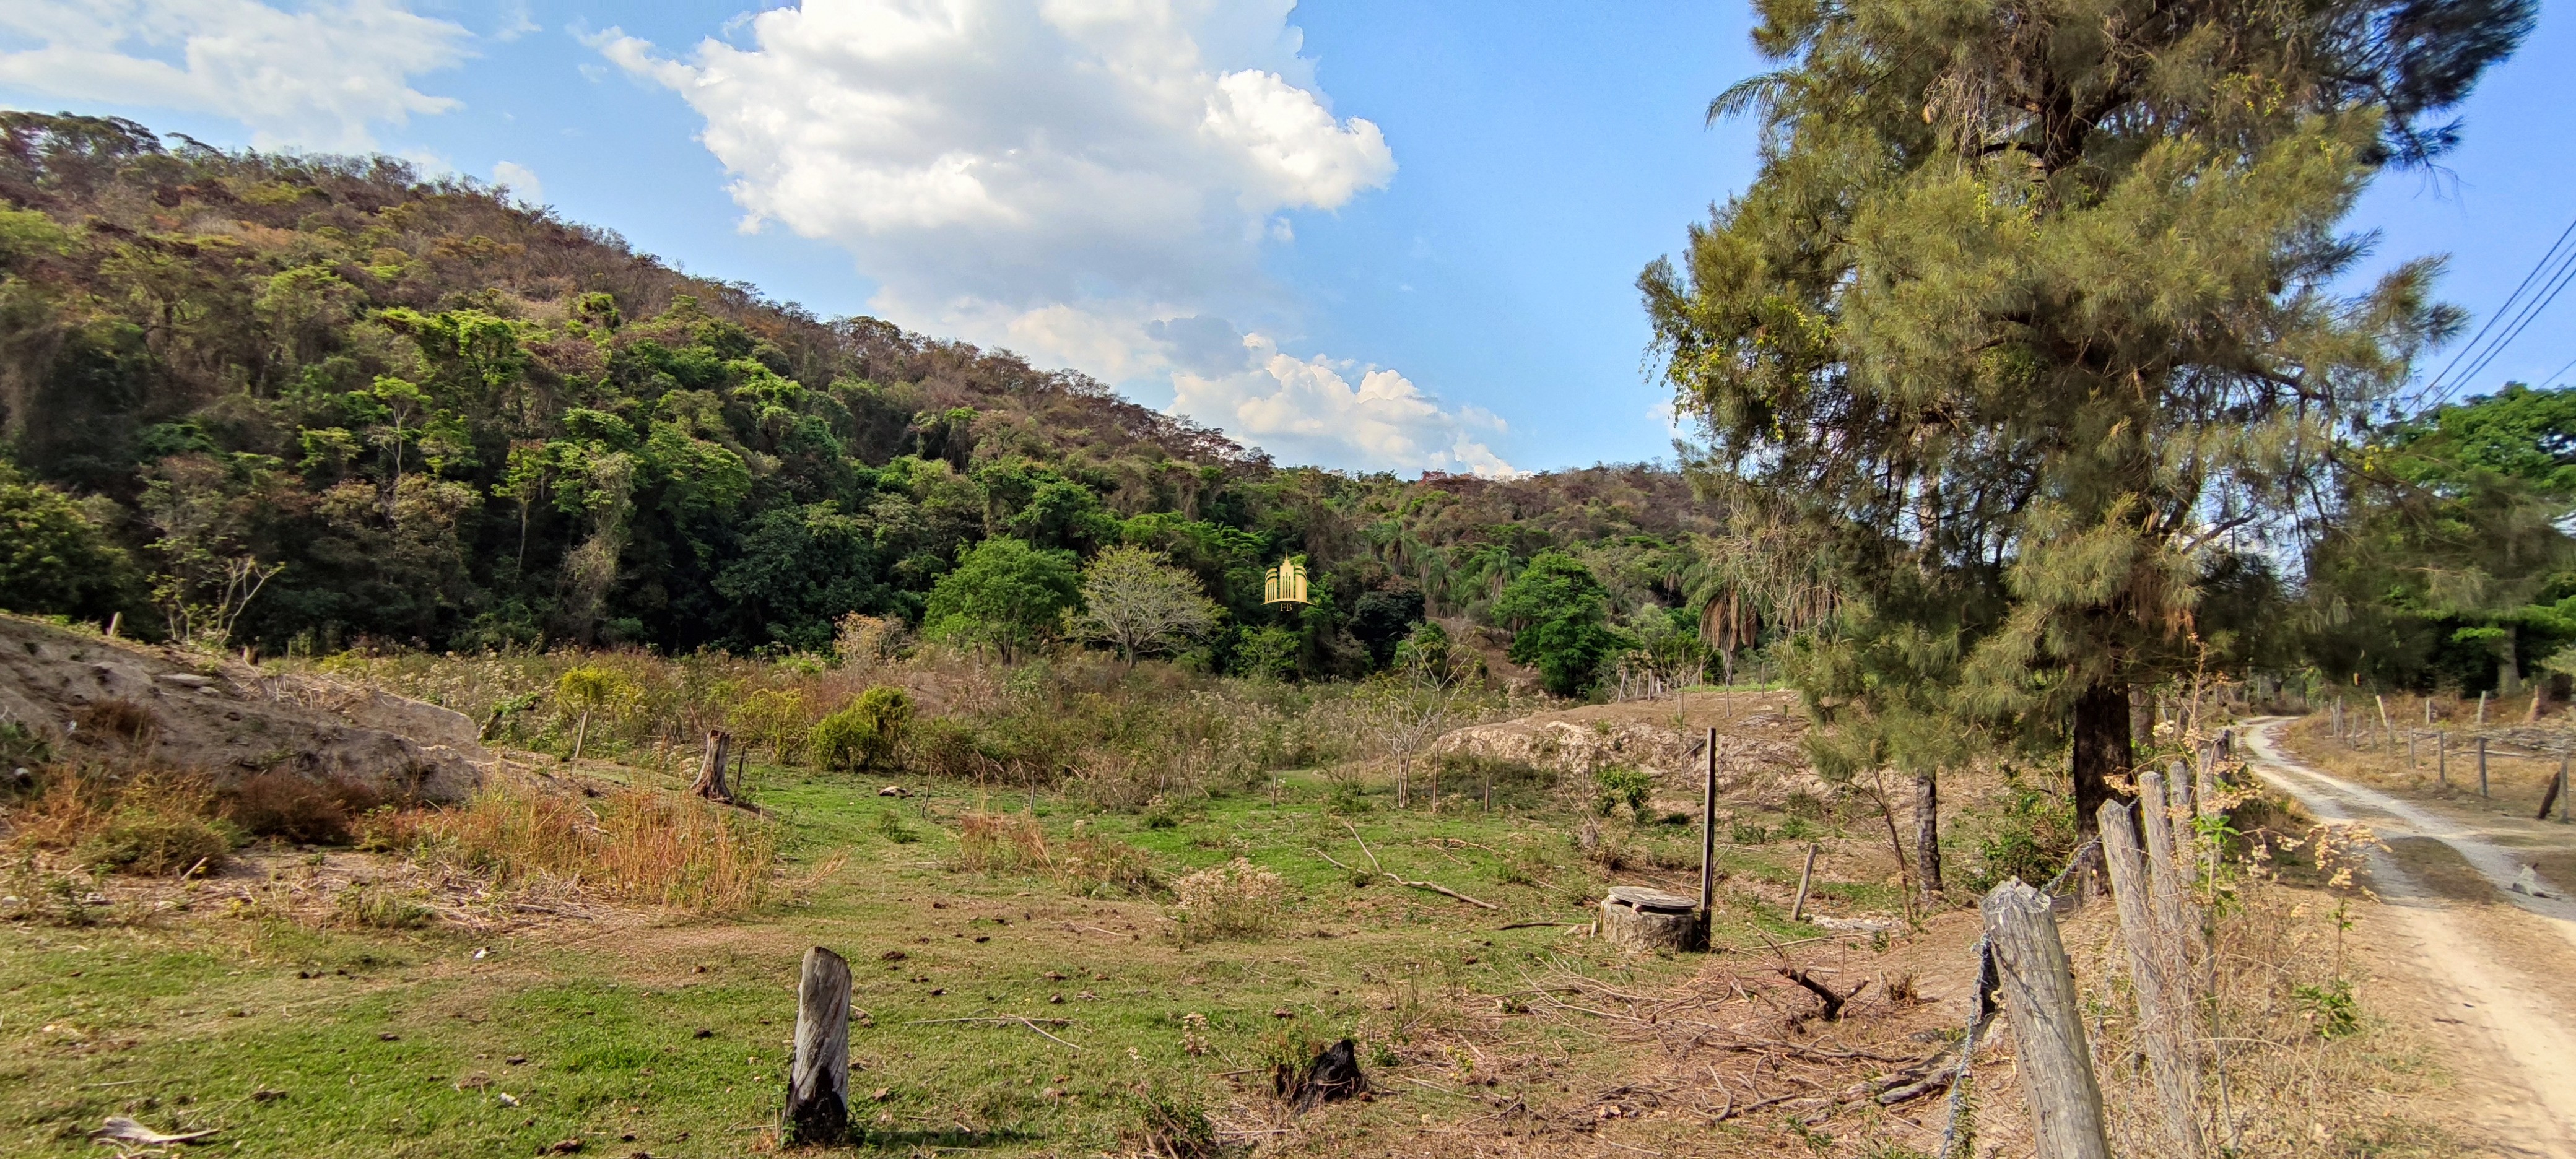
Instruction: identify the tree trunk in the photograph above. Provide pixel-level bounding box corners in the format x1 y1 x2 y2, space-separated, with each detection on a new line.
2071 683 2133 844
1913 771 1943 900
2129 687 2153 751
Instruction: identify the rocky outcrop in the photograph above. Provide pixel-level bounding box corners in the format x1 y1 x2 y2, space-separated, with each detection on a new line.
0 615 483 802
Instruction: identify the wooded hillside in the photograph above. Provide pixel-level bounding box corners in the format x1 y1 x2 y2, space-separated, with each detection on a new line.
0 112 1722 680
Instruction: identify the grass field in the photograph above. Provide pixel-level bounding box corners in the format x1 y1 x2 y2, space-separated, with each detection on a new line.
2 755 1917 1157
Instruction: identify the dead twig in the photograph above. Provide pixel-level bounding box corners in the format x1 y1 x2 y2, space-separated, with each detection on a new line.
1778 967 1867 1021
1315 826 1503 910
898 1015 1082 1050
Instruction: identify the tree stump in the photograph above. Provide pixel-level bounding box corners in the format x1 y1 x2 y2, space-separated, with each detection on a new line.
692 729 733 804
784 946 852 1145
1600 886 1699 951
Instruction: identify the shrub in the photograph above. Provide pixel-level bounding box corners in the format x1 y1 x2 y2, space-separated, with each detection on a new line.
1593 766 1653 820
2293 979 2362 1038
729 687 812 762
220 771 383 844
554 666 643 760
78 807 237 875
1170 857 1284 942
874 808 920 844
1434 752 1556 810
809 685 912 770
10 766 237 875
1125 1080 1217 1159
903 716 986 780
1058 830 1161 896
74 698 158 747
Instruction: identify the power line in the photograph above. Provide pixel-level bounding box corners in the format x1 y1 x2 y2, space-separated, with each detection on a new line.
2412 211 2576 411
2538 350 2576 391
2431 244 2576 407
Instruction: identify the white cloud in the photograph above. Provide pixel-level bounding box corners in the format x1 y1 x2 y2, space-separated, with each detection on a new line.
0 0 471 150
603 0 1512 474
1174 333 1517 477
492 159 542 207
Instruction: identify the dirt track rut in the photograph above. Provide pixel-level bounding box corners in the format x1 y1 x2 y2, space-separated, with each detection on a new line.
2242 719 2576 1155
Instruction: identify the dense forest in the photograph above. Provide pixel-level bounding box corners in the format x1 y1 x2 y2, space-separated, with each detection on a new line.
1 110 2570 703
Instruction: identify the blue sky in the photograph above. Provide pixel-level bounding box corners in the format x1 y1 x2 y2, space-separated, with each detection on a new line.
1 1 2566 474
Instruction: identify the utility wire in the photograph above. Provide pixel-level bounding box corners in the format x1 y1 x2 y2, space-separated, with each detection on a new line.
2431 244 2576 408
2412 211 2576 412
2537 350 2576 391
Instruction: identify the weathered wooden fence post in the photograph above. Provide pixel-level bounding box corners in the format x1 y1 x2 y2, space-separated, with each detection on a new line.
1790 843 1819 923
2479 736 2489 797
1982 880 2110 1159
2100 802 2206 1158
2438 732 2448 786
2136 770 2201 969
785 946 853 1145
1698 727 1718 947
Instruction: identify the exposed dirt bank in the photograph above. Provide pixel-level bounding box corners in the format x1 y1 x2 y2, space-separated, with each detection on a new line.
0 615 483 802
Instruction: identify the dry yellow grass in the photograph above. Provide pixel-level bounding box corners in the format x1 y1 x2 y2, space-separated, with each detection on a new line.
366 773 778 913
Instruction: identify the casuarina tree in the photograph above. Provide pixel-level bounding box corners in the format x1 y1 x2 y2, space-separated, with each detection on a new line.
1645 0 2530 842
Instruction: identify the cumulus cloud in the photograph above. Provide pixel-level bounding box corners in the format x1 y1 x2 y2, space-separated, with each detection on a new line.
0 0 472 150
492 159 543 206
1174 334 1516 477
603 0 1513 475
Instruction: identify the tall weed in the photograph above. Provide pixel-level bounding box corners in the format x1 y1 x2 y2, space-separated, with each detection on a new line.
376 775 777 913
1170 857 1284 943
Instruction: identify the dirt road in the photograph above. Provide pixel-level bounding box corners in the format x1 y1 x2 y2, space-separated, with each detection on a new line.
2243 718 2576 1156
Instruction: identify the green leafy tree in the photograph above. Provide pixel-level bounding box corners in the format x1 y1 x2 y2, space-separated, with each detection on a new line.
1067 544 1222 663
713 501 893 653
2308 383 2576 692
922 536 1080 661
1644 0 2529 837
0 466 134 621
1493 551 1624 697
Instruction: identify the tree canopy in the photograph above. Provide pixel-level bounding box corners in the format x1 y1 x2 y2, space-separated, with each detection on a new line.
1645 0 2531 830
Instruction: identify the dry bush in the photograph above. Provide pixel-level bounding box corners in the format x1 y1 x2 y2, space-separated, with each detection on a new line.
1057 827 1162 896
378 775 777 913
219 770 383 844
73 697 159 747
3 763 237 875
952 810 1050 874
1170 857 1284 943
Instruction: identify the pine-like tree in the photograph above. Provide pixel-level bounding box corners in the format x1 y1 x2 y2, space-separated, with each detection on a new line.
1647 0 2530 841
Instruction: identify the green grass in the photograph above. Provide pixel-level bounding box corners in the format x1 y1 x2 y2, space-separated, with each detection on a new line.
1 766 1870 1156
